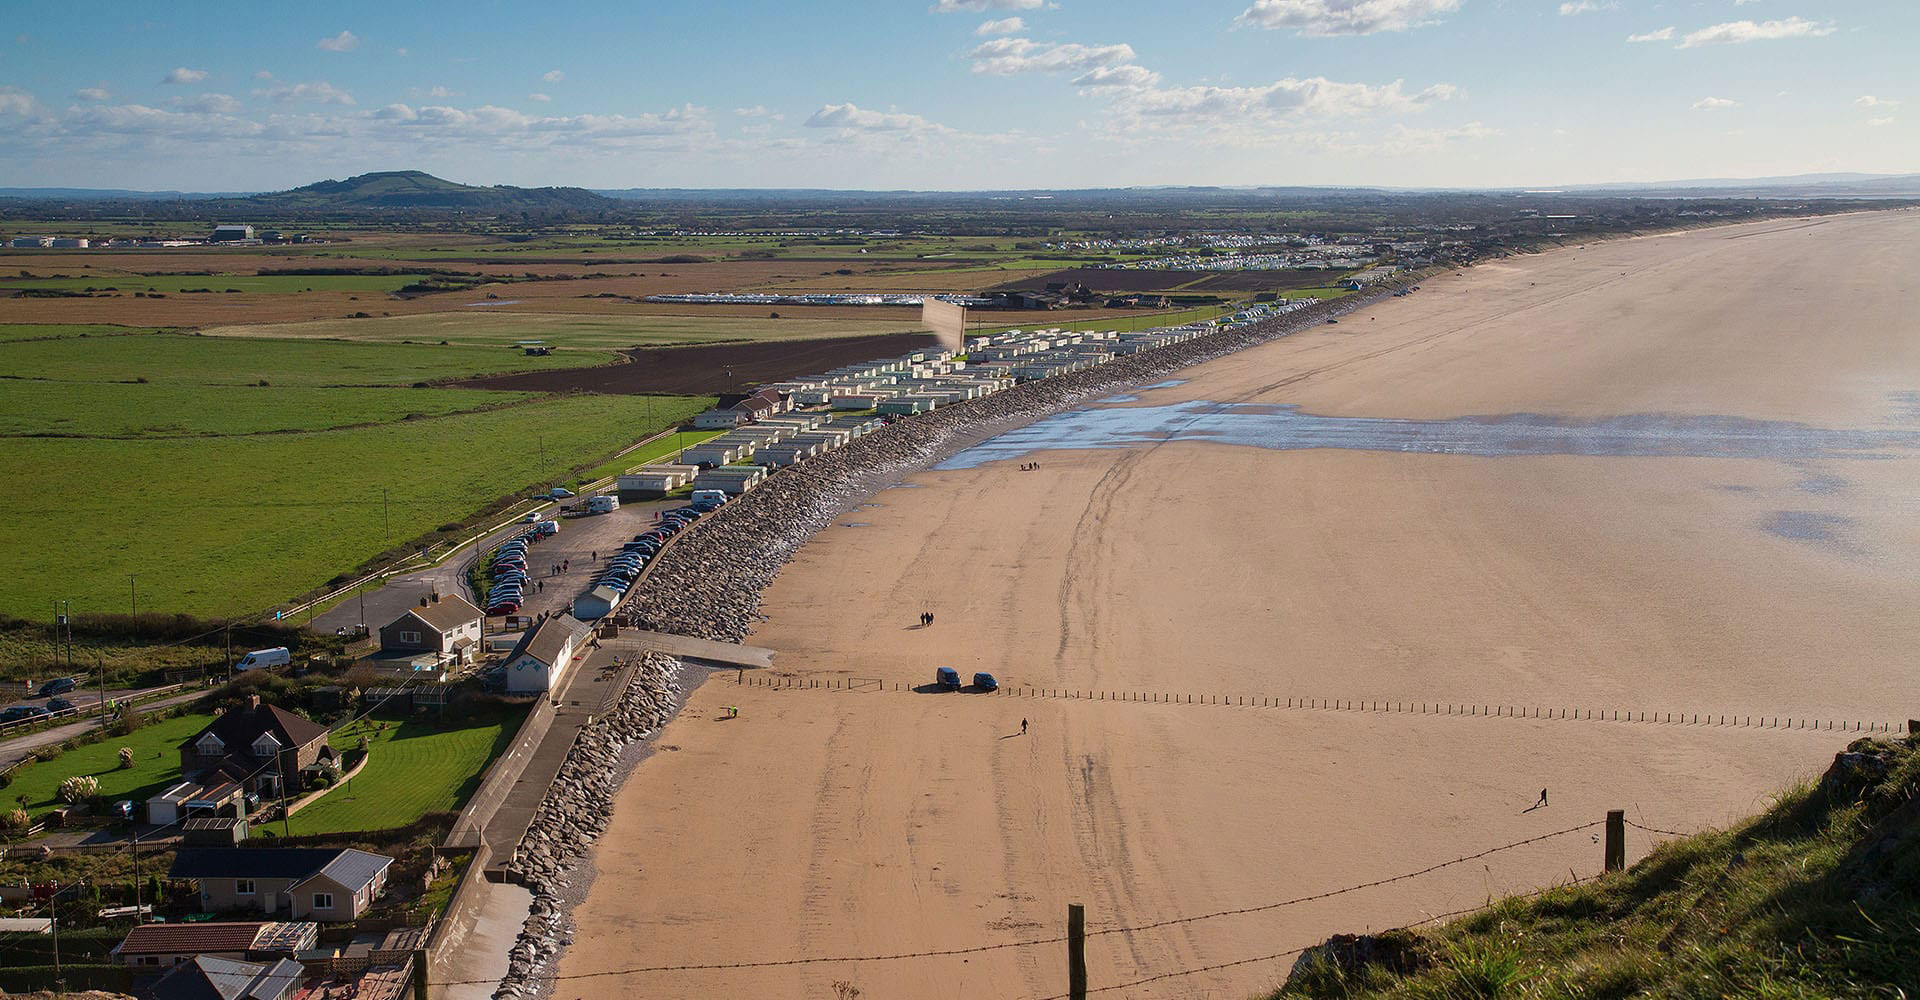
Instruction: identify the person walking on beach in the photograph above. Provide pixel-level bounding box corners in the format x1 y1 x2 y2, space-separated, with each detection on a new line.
1021 718 1028 736
1535 787 1549 809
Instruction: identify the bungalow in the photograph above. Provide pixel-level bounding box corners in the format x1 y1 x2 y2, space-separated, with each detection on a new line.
502 613 591 694
377 594 483 663
179 696 336 800
151 954 305 1000
113 921 317 969
169 847 393 922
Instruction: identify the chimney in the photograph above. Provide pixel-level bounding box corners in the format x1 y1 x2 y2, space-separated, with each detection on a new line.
431 593 440 604
420 596 430 607
247 694 261 712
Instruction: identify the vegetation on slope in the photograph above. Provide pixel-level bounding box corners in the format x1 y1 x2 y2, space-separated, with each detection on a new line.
1276 736 1920 1000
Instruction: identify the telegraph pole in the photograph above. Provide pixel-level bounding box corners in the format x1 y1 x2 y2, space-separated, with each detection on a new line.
383 488 391 542
1067 903 1087 1000
129 575 137 617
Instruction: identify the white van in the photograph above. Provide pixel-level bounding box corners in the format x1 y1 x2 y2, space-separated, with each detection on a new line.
690 490 728 507
587 494 620 514
235 647 291 672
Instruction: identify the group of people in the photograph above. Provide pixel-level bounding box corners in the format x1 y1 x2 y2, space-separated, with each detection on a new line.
919 610 936 627
1017 462 1042 471
547 560 570 576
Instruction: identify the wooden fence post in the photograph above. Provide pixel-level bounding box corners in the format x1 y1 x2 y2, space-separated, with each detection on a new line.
1605 810 1625 872
1068 903 1087 1000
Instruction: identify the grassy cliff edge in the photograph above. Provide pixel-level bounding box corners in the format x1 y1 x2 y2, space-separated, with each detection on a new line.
1276 736 1919 1000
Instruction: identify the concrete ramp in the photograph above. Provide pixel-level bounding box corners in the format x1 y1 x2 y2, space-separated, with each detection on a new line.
611 628 776 669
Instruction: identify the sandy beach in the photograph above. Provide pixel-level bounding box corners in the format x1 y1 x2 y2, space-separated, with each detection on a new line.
554 211 1920 999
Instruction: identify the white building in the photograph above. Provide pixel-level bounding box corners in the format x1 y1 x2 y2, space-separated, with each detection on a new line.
502 614 591 694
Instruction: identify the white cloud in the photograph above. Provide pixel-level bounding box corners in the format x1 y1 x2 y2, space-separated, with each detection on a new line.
162 67 208 84
734 105 784 120
977 16 1025 35
76 83 110 101
1676 17 1834 48
375 103 417 121
317 30 360 52
60 102 262 140
1233 0 1462 36
255 80 356 106
969 37 1139 75
804 102 953 136
542 69 564 82
929 0 1041 11
171 92 242 113
1856 95 1899 108
1691 96 1740 110
529 92 552 103
1114 76 1458 121
253 70 274 81
1867 116 1895 127
0 86 37 116
1626 26 1674 42
423 85 461 98
1073 64 1163 91
1558 1 1615 14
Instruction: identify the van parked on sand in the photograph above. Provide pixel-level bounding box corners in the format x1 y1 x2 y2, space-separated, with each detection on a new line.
234 647 291 672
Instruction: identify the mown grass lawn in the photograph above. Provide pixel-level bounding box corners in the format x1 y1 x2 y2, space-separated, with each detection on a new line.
0 330 602 386
284 710 525 836
0 382 531 438
3 713 215 818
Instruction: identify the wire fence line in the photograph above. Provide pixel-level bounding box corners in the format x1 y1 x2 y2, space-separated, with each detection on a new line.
728 672 1901 735
427 818 1629 987
1028 872 1609 1000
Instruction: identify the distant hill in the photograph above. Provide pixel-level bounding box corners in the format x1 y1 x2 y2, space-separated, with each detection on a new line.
251 170 615 212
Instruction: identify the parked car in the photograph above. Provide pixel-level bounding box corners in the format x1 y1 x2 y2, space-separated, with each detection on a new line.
234 648 290 672
486 600 520 615
971 672 998 692
1 705 51 723
935 667 961 691
44 697 75 712
522 511 541 523
548 487 575 499
38 677 77 697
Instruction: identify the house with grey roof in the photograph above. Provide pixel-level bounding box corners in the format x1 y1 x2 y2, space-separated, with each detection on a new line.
377 593 483 662
502 612 591 694
150 954 305 1000
169 847 393 922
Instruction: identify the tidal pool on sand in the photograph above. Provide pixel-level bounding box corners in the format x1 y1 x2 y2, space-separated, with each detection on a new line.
936 400 1920 469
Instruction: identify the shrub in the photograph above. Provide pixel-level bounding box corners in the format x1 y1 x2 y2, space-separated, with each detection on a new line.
117 747 134 770
58 774 100 804
1 808 28 832
108 704 144 737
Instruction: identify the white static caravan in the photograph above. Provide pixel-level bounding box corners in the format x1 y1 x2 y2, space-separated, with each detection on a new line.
680 442 749 468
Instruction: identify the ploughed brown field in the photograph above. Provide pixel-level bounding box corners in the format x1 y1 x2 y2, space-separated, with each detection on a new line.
453 332 942 396
555 211 1920 999
992 266 1349 294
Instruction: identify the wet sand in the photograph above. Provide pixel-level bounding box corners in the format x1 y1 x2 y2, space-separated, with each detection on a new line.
556 211 1920 999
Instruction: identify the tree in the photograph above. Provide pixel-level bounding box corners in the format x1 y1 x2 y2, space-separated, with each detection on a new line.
58 774 100 804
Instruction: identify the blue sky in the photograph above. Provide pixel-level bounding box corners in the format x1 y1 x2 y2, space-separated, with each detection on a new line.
0 0 1912 191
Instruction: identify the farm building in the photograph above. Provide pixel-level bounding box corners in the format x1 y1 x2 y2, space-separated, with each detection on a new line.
210 224 256 242
8 236 52 248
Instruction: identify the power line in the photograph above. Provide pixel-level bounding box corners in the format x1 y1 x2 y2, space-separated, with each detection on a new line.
427 820 1605 987
1029 873 1607 1000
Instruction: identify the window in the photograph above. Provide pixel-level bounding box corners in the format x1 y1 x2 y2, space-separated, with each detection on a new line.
312 892 334 910
236 879 255 895
196 733 225 756
142 956 159 966
400 630 421 644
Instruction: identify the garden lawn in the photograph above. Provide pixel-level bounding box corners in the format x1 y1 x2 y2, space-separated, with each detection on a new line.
284 710 525 836
4 712 215 818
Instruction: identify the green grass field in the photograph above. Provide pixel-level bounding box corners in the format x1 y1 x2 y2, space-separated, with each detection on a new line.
4 713 216 819
0 329 608 386
284 710 524 835
0 323 162 342
0 392 714 617
202 311 926 351
0 382 531 437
